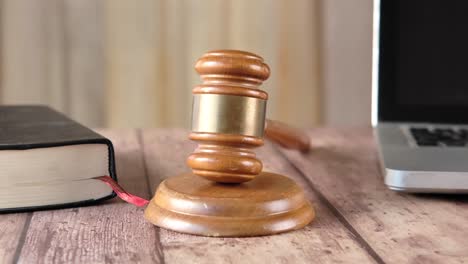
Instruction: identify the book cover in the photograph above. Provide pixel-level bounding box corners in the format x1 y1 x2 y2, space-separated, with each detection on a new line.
0 105 117 213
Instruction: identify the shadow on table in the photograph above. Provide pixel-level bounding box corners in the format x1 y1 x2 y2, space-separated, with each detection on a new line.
410 193 468 204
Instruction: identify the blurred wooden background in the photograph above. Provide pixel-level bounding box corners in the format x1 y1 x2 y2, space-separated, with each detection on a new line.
0 0 372 128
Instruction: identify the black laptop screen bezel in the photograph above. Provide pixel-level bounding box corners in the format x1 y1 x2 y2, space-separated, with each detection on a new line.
378 0 468 124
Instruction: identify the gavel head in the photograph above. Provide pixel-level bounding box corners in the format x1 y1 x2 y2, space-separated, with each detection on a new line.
187 50 270 183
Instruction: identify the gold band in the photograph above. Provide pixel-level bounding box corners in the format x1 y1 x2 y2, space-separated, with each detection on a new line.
192 94 266 137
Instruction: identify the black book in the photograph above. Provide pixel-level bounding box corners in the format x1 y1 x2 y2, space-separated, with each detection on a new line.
0 105 116 212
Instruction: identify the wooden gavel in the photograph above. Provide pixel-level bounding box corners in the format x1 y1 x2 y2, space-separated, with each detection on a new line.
145 50 315 237
187 50 310 183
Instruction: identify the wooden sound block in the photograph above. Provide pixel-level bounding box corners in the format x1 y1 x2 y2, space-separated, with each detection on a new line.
144 172 315 237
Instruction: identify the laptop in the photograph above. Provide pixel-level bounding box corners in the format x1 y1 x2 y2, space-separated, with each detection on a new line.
373 0 468 192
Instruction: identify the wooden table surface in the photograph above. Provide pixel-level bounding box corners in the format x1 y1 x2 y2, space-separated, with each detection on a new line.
1 128 468 264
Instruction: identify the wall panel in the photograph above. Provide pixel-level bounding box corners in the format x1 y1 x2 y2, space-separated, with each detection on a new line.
0 0 363 128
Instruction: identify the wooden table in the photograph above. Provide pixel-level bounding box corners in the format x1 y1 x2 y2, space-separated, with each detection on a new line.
2 128 468 263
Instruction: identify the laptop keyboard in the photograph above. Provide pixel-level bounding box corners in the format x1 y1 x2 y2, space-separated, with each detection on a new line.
410 127 468 147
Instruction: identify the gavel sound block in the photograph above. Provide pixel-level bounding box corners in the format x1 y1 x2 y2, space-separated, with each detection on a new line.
145 50 315 237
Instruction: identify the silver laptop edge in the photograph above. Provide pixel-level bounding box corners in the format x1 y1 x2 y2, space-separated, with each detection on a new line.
371 0 381 127
372 0 468 193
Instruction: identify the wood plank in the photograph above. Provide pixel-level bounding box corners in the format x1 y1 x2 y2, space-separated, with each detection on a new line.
0 214 29 263
16 130 163 263
279 128 468 263
142 129 377 263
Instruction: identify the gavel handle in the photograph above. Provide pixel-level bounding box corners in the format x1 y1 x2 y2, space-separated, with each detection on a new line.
264 119 310 152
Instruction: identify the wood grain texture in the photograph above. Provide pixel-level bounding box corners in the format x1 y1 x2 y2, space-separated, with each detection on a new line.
16 130 163 263
265 119 311 151
279 128 468 263
142 129 376 263
145 171 315 237
0 214 29 263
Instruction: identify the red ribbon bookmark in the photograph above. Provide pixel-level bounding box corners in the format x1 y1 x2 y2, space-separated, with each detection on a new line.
94 176 149 207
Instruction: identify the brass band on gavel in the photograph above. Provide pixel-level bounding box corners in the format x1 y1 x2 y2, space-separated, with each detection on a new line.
188 89 268 183
191 94 267 138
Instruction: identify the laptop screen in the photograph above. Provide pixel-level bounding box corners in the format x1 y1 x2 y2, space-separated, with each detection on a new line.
378 0 468 123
